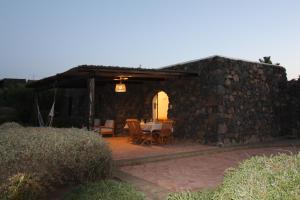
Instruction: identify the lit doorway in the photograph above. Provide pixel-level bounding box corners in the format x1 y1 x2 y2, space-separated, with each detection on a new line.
152 91 169 120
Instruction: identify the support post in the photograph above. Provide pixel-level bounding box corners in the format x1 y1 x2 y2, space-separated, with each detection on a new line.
33 91 38 126
88 76 95 130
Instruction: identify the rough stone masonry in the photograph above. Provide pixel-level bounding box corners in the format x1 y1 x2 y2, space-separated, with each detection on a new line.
30 55 289 145
164 56 287 145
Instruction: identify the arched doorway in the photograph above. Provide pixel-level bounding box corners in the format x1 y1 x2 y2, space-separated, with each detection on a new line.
152 91 169 120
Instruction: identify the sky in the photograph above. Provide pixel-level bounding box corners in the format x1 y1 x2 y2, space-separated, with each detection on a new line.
0 0 299 80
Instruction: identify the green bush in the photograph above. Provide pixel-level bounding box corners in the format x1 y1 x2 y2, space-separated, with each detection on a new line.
63 180 145 200
167 189 215 200
168 153 300 200
1 173 47 200
0 125 112 200
213 153 300 200
0 122 23 130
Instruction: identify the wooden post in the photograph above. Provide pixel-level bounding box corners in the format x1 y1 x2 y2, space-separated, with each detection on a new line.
33 91 38 126
88 76 95 130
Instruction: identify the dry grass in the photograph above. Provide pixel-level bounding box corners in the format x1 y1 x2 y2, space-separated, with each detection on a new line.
63 180 145 200
0 123 112 200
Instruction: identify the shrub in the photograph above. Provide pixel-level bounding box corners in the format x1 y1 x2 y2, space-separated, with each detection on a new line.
0 122 23 130
63 180 145 200
167 189 215 200
0 126 112 200
0 173 47 200
213 153 300 200
168 153 300 200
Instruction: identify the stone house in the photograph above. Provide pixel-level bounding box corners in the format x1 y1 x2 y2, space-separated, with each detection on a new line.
28 55 287 145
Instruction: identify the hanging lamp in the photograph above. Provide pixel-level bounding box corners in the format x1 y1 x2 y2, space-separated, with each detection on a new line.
114 77 128 92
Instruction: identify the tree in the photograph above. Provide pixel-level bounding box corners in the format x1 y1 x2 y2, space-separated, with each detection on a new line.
259 56 280 65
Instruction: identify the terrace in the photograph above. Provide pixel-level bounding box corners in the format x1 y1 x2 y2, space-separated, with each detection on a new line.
105 136 300 198
27 65 198 137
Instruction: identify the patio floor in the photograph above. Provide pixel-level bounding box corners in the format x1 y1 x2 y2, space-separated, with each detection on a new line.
120 146 300 192
105 137 300 199
104 136 217 161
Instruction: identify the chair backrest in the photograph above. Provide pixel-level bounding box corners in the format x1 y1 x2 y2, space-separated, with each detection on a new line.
94 118 101 126
164 119 174 125
163 120 174 129
160 120 174 137
126 119 142 136
104 120 114 128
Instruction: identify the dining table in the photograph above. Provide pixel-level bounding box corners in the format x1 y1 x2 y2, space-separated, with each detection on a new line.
140 121 162 133
124 121 162 131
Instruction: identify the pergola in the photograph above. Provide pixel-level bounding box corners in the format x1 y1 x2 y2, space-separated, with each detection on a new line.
27 65 198 128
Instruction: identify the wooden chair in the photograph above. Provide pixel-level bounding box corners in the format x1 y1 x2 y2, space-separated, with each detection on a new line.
100 120 115 136
158 120 174 144
93 118 101 132
126 119 153 144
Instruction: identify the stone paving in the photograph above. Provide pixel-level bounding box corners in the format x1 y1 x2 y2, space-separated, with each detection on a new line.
105 136 217 160
106 137 300 199
120 146 300 192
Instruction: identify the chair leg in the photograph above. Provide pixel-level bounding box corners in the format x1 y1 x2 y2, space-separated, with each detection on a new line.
151 134 153 145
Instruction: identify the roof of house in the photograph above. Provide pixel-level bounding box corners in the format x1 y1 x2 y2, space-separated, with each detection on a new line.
162 55 284 69
27 65 198 89
27 55 285 90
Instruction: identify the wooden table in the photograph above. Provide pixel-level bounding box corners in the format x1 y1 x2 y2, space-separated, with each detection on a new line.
141 122 162 132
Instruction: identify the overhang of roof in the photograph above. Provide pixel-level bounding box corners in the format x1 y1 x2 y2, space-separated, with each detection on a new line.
27 65 198 90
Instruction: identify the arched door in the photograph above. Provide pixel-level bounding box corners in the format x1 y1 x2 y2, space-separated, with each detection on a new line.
152 91 169 120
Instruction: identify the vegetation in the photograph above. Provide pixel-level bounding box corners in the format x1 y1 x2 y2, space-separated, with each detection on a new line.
0 85 35 124
63 180 145 200
1 122 299 200
259 56 280 65
0 123 112 200
167 189 215 200
168 153 300 200
0 82 67 126
214 153 300 200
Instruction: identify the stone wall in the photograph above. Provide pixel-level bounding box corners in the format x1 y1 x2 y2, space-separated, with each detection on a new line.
95 78 214 139
52 88 88 127
282 77 300 137
165 56 287 144
96 83 151 133
216 57 286 145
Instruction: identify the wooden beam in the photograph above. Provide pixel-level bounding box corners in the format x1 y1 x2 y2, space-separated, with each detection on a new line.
87 76 95 130
27 66 198 89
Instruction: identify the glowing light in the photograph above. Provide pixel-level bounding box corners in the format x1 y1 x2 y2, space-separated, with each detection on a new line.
152 91 169 120
115 83 126 92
